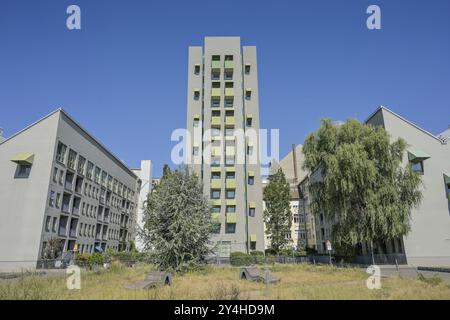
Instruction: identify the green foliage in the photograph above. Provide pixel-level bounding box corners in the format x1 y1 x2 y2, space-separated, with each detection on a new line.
142 165 213 272
89 253 105 266
74 253 91 267
41 237 62 260
263 168 292 253
303 119 423 248
230 252 266 266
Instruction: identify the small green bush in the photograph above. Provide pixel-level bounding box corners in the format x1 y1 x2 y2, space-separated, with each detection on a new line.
74 253 91 267
89 253 105 266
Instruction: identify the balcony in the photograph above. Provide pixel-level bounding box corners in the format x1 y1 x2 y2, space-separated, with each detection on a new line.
224 88 234 98
225 116 235 126
226 199 236 206
211 60 221 70
226 212 236 224
211 213 221 223
224 60 234 70
211 116 221 127
211 88 221 98
225 146 235 157
211 147 221 157
226 179 236 189
211 179 221 189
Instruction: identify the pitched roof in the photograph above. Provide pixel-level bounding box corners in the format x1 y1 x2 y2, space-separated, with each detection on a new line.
0 108 137 178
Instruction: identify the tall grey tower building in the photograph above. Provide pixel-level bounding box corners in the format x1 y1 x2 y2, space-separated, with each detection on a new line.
186 37 265 256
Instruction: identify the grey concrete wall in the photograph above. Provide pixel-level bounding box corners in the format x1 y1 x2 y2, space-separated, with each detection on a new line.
368 107 450 267
0 111 59 271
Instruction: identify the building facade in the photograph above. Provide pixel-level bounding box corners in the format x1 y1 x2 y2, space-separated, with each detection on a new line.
365 106 450 267
186 37 265 255
0 109 140 271
264 144 316 251
131 160 153 252
303 106 450 267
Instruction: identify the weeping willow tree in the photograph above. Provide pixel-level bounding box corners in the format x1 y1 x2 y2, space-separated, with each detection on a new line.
303 119 423 256
142 165 213 272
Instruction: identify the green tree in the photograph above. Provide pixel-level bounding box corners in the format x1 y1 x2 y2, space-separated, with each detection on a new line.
263 168 292 253
303 119 423 257
142 165 212 272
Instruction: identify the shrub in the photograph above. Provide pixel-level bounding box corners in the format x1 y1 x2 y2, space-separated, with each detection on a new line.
230 252 253 266
88 253 105 266
74 253 91 267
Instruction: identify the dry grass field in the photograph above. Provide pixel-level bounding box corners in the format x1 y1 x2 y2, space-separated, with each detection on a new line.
1 263 450 300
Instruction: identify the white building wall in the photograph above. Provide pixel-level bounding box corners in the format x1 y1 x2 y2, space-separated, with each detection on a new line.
132 160 153 251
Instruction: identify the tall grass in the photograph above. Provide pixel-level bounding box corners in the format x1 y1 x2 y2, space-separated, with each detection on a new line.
1 264 449 300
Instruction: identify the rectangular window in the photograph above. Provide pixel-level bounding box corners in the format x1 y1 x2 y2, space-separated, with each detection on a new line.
67 149 77 170
211 172 221 179
225 157 235 166
56 142 67 164
65 171 74 190
49 191 55 207
212 82 221 88
212 206 221 213
193 146 199 156
245 90 252 100
224 70 233 80
211 70 220 80
226 206 235 213
45 216 51 232
52 217 58 233
224 98 234 108
86 162 94 180
249 208 256 217
77 156 86 174
194 64 200 74
226 189 235 199
246 117 253 127
245 64 251 74
411 161 424 174
53 167 58 182
226 172 235 179
15 164 32 178
224 55 233 61
247 146 253 156
211 98 220 108
212 223 221 234
55 193 61 208
94 167 101 184
194 90 200 100
248 176 254 185
225 223 236 234
193 119 200 128
211 190 221 199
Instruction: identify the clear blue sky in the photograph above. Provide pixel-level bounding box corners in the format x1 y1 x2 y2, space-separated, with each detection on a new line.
1 0 449 177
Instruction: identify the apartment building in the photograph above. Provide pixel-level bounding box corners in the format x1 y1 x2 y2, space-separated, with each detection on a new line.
0 109 141 271
304 106 450 267
186 37 265 255
131 160 153 251
265 144 316 251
